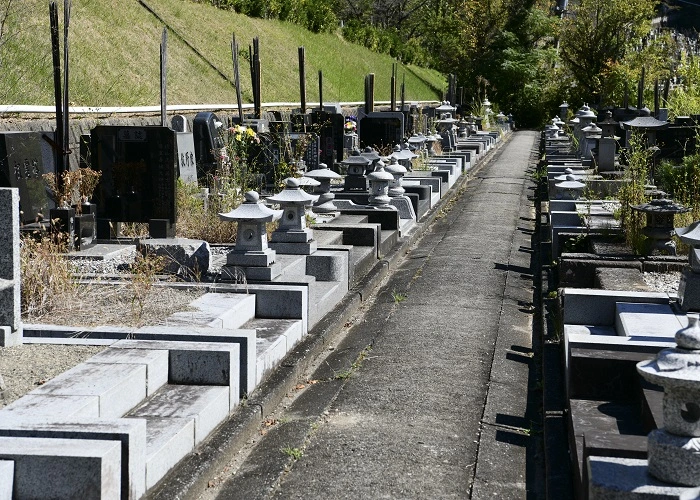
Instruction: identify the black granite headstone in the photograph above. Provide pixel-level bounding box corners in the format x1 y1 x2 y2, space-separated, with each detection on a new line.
310 111 345 167
0 131 57 223
193 111 223 177
358 112 404 150
90 126 177 229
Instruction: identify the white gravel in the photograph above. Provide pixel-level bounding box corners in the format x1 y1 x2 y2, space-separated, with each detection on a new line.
642 272 681 294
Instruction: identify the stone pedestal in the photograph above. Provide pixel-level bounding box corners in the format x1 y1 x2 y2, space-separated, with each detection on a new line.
597 137 617 172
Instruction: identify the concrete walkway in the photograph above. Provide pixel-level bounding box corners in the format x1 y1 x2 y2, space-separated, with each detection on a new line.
203 131 542 499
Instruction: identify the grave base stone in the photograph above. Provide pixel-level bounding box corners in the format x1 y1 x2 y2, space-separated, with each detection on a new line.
678 267 700 312
588 456 700 499
138 238 210 276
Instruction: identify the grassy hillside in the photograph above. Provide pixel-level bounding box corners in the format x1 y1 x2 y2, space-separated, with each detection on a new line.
0 0 445 107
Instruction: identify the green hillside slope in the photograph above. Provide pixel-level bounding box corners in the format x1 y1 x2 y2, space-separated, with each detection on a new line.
0 0 445 107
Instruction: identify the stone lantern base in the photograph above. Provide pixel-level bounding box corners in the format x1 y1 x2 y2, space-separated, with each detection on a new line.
224 249 281 281
648 429 700 486
678 268 700 312
588 456 700 498
270 228 318 255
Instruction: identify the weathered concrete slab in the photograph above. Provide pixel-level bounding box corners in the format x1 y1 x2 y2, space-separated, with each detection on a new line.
135 417 194 490
128 385 229 445
562 289 671 325
0 394 100 419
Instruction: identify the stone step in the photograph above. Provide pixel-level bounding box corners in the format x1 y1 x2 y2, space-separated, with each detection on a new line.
111 339 241 408
164 292 256 329
28 362 149 419
125 384 230 490
0 436 122 499
242 318 304 386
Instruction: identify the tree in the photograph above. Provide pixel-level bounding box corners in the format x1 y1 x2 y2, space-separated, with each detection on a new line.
558 0 656 104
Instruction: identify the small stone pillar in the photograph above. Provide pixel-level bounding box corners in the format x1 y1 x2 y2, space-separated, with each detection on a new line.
305 162 341 213
0 188 21 346
676 221 700 312
581 122 602 159
341 150 372 192
219 191 283 281
638 315 700 485
367 160 395 208
268 178 318 255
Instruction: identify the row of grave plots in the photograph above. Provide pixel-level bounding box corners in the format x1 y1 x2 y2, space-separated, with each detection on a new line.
540 127 700 498
0 115 508 499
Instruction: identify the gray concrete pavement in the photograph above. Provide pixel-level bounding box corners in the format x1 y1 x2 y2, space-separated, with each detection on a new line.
209 131 543 499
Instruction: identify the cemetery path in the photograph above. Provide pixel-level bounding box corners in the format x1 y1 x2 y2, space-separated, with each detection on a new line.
205 131 544 500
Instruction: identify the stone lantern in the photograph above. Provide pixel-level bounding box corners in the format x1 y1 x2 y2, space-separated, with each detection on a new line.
367 160 395 208
558 101 569 121
360 146 381 169
305 162 341 213
554 174 586 200
637 314 700 485
631 198 689 256
385 157 407 197
581 122 602 159
675 221 700 311
544 120 560 140
341 149 372 191
407 134 426 157
424 132 439 156
219 190 283 280
268 177 318 255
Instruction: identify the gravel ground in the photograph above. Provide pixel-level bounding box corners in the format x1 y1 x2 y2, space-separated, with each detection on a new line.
642 271 681 294
0 344 107 408
0 283 205 409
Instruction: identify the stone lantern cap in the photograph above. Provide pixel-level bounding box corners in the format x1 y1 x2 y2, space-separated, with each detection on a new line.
407 134 426 147
676 220 700 246
436 101 456 114
305 162 341 181
267 177 318 205
638 314 700 397
360 147 381 163
621 116 669 130
296 176 321 187
341 150 373 168
555 175 585 189
367 160 394 182
630 198 690 215
576 104 596 119
401 142 418 158
219 191 283 222
582 122 602 134
483 97 492 107
385 157 407 175
553 168 583 181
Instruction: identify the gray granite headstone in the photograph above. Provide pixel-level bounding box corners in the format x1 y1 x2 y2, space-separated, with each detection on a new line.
0 131 57 223
0 188 22 346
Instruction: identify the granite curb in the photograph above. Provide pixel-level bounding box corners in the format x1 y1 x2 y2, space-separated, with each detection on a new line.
146 134 512 500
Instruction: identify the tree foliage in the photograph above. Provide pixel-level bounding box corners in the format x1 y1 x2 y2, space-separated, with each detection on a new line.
558 0 656 104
